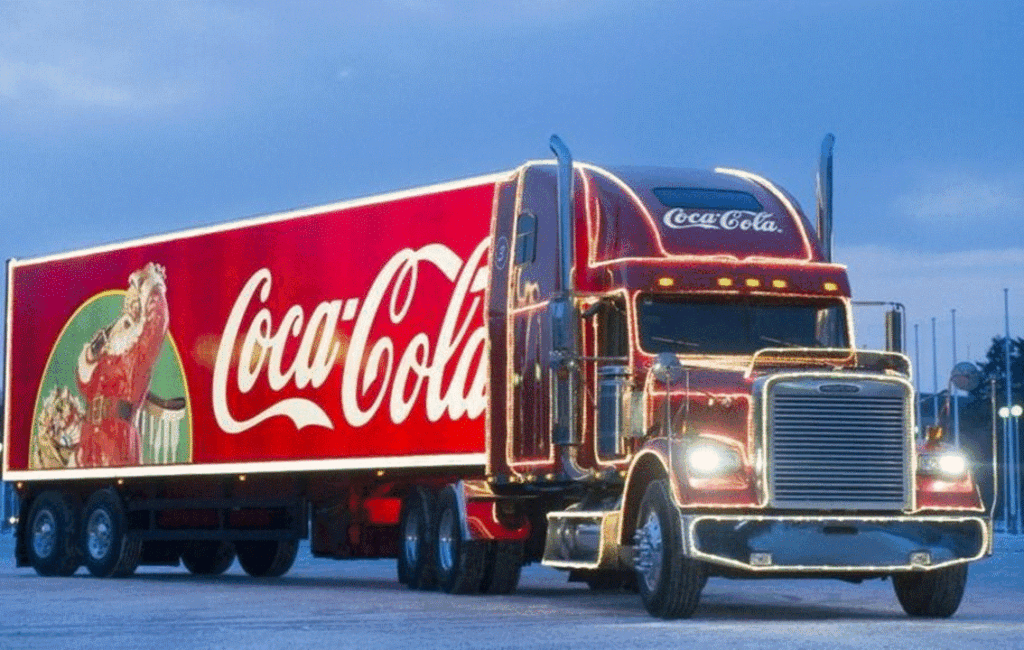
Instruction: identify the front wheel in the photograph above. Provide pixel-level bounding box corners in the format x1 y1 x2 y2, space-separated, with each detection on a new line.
634 480 706 619
893 564 969 618
26 491 80 577
81 488 141 578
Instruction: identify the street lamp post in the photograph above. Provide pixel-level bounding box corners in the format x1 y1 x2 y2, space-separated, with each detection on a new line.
998 404 1023 534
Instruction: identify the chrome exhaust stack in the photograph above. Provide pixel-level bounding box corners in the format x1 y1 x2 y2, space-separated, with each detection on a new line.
549 134 588 481
550 134 576 294
816 133 835 263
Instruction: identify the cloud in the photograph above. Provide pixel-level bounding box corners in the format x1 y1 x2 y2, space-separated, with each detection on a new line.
1 59 145 108
0 2 271 120
895 173 1024 223
839 244 1024 371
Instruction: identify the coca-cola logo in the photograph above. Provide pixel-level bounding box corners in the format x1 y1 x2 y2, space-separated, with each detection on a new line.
662 209 782 234
212 239 490 434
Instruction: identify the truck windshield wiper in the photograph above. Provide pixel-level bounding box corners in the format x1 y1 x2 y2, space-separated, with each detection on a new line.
759 335 801 348
651 336 700 350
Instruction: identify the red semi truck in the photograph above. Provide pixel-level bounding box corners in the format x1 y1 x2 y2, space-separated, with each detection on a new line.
3 136 990 618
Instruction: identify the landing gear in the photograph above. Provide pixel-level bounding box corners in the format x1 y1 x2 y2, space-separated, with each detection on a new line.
81 488 141 578
26 491 80 577
893 564 969 618
634 480 706 619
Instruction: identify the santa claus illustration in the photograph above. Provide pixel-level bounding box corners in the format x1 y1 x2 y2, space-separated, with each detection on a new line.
76 263 169 467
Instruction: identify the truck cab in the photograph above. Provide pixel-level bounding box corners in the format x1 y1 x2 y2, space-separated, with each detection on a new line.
485 138 989 619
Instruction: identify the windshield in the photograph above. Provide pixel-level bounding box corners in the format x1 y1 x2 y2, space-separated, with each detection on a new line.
637 294 849 355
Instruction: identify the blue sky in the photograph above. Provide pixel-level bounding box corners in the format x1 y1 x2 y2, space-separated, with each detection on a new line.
2 0 1022 388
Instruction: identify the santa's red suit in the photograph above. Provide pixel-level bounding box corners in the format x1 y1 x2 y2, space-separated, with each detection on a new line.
76 266 168 467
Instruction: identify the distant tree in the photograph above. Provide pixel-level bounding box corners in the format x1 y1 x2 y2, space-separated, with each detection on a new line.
968 336 1024 412
961 337 1024 514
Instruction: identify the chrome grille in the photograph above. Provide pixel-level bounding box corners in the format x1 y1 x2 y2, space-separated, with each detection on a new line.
769 379 909 510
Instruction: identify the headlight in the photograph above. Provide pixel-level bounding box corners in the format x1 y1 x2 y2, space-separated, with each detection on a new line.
918 450 968 479
684 440 742 478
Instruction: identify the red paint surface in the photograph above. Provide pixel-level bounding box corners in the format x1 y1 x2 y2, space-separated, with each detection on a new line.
6 182 496 470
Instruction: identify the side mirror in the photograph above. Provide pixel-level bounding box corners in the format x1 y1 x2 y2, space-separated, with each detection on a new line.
885 307 904 353
652 352 684 385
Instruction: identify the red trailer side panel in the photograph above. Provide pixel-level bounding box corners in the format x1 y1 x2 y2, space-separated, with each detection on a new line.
4 175 504 479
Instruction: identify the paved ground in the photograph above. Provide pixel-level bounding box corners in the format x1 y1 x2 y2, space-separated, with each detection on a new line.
1 533 1022 650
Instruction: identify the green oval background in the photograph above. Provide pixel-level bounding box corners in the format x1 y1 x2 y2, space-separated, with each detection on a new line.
31 291 192 468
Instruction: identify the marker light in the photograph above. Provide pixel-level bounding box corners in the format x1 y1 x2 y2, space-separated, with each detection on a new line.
823 282 838 292
918 450 969 479
684 440 742 478
717 277 734 287
772 279 787 289
658 277 675 287
745 278 761 288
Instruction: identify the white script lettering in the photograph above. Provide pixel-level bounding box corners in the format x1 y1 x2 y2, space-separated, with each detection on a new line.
212 239 490 434
662 209 782 234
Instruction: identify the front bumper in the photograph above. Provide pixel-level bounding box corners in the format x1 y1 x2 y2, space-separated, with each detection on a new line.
685 514 989 572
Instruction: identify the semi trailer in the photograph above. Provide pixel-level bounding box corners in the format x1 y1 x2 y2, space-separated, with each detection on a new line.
3 135 990 618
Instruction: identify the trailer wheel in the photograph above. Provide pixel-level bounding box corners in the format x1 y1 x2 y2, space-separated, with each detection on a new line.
480 541 524 595
235 540 298 578
634 480 706 619
398 486 437 590
81 488 141 578
892 564 969 618
433 486 485 594
26 491 80 577
182 541 236 575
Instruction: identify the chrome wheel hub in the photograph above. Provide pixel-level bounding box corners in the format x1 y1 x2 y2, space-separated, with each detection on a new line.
634 510 663 592
403 510 420 566
437 508 456 573
32 510 57 560
86 508 114 561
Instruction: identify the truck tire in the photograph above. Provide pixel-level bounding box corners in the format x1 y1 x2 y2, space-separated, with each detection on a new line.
182 540 236 575
433 485 485 594
235 540 298 578
481 540 524 595
81 488 141 578
634 480 706 619
398 486 436 590
26 491 80 577
574 569 638 592
892 564 968 618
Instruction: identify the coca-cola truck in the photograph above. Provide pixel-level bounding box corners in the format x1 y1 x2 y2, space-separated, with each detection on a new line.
3 136 990 618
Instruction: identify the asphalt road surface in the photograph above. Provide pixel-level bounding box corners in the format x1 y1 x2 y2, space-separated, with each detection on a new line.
1 533 1022 650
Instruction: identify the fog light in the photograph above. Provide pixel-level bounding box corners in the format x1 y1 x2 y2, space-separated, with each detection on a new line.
750 552 773 567
909 551 931 566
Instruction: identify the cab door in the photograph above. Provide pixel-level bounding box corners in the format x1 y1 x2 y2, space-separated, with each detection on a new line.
507 166 559 471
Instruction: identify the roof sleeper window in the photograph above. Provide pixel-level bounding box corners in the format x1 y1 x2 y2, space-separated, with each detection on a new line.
653 188 763 212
